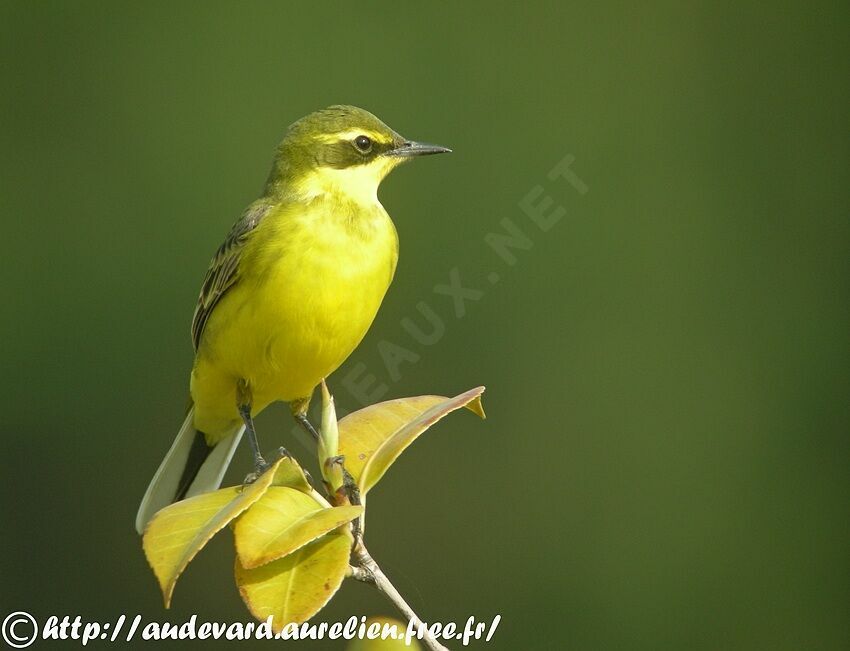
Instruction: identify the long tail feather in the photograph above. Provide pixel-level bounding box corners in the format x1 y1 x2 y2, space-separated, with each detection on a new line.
135 406 243 534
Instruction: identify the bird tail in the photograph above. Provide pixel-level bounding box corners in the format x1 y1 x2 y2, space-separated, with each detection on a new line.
135 405 243 534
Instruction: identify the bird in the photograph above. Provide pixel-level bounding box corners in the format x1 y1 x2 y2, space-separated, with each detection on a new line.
135 105 450 533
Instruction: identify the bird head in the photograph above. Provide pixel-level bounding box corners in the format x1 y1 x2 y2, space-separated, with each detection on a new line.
265 105 450 204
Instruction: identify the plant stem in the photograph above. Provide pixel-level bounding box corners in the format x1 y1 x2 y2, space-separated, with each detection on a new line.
350 543 449 651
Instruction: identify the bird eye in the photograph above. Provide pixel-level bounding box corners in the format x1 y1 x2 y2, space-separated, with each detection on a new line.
354 135 372 153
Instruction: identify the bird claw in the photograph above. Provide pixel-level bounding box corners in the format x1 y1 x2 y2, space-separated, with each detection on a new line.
242 455 270 487
241 447 294 488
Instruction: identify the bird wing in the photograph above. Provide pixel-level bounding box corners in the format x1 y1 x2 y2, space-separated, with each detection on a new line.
191 201 271 351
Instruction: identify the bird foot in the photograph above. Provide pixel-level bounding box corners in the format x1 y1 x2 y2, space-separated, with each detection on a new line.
242 447 294 486
243 455 270 485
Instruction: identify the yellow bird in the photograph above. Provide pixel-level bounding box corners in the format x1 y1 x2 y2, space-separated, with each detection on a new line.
136 105 450 533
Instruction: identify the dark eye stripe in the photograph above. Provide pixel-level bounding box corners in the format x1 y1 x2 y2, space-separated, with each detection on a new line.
320 136 395 169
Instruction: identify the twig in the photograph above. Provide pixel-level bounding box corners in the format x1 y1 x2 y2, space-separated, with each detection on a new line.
332 451 445 648
350 543 449 651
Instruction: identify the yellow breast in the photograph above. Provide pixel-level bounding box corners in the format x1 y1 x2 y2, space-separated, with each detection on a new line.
191 194 398 435
251 198 398 393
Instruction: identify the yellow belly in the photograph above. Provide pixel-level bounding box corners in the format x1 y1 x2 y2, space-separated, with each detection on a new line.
190 200 397 440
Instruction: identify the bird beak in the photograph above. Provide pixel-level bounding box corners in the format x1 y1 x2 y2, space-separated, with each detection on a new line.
387 140 452 157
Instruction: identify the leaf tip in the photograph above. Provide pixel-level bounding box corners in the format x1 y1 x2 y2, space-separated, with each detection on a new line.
467 387 486 419
162 584 174 609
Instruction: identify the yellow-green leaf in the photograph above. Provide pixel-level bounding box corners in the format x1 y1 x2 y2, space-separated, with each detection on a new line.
271 455 312 492
233 486 363 568
142 458 282 607
235 529 351 631
338 386 485 495
322 457 345 500
318 380 342 490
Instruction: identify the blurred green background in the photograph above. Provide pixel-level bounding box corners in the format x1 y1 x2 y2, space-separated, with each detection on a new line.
1 1 848 649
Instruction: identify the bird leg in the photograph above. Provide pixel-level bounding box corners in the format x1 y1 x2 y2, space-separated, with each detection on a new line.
294 412 321 441
341 463 363 541
327 455 363 542
237 379 269 482
290 395 320 442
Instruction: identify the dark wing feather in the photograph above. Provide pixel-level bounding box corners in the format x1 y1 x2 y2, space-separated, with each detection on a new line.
191 201 271 350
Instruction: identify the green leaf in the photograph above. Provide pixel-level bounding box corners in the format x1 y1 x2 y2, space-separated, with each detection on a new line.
233 486 363 569
142 458 283 607
270 455 312 493
235 529 352 631
338 386 485 496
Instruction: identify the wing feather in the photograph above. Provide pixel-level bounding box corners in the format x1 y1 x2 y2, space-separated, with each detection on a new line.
191 201 271 350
